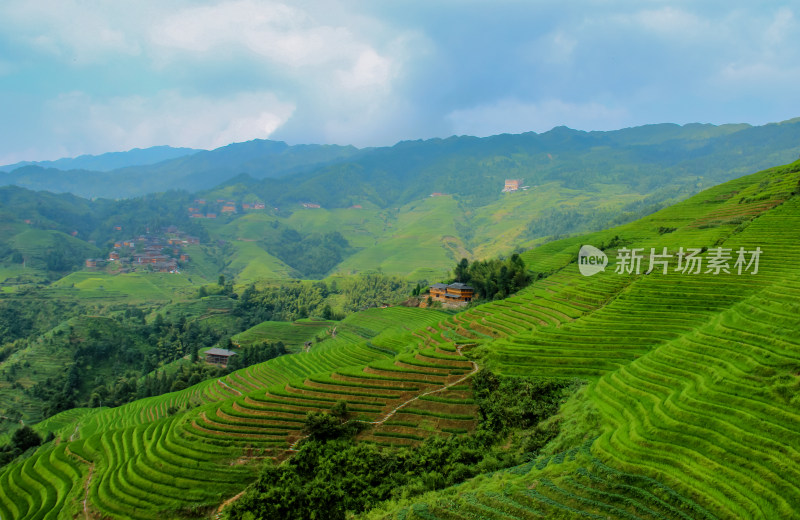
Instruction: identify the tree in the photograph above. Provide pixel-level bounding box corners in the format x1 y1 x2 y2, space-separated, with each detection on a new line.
303 401 362 442
454 257 470 283
11 425 41 453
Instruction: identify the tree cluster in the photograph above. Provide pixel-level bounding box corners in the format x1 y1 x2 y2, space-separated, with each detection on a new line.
27 310 224 416
452 253 531 301
260 228 352 279
0 425 42 468
234 274 409 328
226 341 286 371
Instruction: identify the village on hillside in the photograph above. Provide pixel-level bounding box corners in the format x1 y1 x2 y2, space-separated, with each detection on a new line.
188 198 267 219
85 226 199 274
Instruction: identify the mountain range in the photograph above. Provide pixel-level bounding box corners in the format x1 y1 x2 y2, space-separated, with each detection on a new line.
1 119 800 201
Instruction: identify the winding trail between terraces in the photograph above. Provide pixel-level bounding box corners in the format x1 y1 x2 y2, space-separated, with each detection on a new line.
288 344 479 450
214 345 479 516
218 378 243 396
65 446 94 520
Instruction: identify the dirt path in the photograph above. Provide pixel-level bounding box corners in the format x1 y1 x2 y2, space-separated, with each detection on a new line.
214 345 478 515
288 344 478 451
65 446 94 520
214 489 246 518
218 378 243 396
69 423 80 442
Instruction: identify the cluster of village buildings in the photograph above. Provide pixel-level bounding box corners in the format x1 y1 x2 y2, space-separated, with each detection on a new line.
188 198 267 219
85 226 198 274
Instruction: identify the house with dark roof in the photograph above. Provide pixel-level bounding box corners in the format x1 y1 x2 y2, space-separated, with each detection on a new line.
205 348 237 366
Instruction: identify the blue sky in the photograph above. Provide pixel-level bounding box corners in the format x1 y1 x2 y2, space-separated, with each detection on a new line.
1 1 798 164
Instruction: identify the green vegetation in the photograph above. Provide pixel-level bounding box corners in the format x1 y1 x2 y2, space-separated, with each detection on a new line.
0 425 42 467
450 253 531 301
229 371 571 520
3 145 800 519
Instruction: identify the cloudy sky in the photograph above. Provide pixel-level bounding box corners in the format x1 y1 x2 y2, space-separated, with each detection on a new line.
1 1 798 163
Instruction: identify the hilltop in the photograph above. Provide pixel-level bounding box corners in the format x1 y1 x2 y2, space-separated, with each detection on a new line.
1 157 799 518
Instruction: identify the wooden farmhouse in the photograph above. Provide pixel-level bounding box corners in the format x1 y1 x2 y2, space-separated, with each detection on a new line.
430 282 475 305
205 348 237 366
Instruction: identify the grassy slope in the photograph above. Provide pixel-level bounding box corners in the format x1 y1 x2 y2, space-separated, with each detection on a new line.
205 214 299 282
333 195 467 279
365 160 800 519
467 181 643 257
214 179 682 282
232 319 335 352
49 271 198 302
2 161 800 519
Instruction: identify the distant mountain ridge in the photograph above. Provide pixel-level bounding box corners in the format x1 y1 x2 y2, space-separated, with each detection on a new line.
211 118 800 211
1 119 800 201
0 145 201 173
0 141 360 199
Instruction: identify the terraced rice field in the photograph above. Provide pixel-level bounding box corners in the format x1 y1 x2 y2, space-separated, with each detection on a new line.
368 161 800 518
231 319 335 350
3 161 800 519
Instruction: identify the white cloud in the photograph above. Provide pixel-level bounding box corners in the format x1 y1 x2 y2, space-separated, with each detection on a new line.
0 0 145 63
336 49 393 90
148 1 416 144
629 7 707 38
150 0 397 78
446 99 629 137
706 7 800 96
44 90 295 154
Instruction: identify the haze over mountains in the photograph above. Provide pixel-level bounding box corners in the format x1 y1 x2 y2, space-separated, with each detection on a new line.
1 119 799 201
0 145 201 173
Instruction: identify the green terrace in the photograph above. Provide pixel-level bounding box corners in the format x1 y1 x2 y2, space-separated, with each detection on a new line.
2 160 800 519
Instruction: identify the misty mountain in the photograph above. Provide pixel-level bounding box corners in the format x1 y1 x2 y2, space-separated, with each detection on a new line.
205 119 800 210
0 141 360 199
0 145 201 173
2 120 800 202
